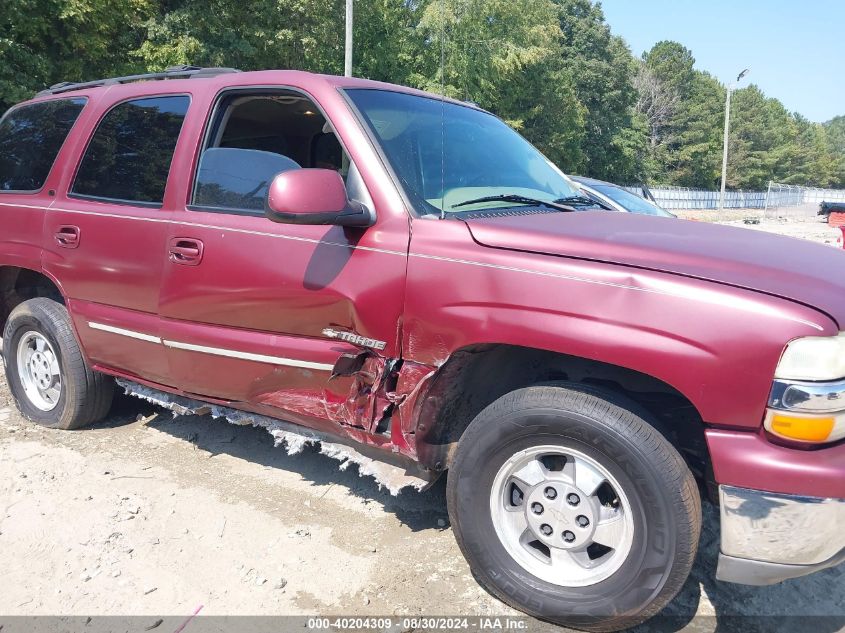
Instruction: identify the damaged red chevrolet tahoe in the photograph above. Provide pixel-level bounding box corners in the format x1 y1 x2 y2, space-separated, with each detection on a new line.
1 67 843 630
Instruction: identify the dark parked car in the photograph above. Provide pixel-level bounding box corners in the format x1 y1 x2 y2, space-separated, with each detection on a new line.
819 200 845 217
1 67 844 631
570 175 675 217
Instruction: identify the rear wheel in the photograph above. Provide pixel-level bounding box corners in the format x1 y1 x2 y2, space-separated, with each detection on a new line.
3 298 113 429
447 383 700 632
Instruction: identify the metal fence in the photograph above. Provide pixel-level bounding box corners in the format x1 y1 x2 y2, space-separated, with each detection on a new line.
621 182 845 214
764 183 845 208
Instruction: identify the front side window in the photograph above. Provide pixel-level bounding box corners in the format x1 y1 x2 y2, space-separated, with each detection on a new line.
71 95 190 206
345 89 580 216
191 90 349 215
0 98 87 192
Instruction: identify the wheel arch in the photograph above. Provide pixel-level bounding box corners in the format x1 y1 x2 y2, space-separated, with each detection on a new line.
0 266 66 335
410 343 711 493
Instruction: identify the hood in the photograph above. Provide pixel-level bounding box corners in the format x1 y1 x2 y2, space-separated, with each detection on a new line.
464 211 845 327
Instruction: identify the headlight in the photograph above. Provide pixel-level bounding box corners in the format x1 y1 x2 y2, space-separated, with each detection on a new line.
769 335 845 443
766 376 845 444
774 333 845 381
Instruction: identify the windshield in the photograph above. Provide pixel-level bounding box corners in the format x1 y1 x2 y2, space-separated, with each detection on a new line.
589 183 674 217
346 89 580 215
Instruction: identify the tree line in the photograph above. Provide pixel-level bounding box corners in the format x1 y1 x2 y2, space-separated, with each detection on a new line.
2 0 843 190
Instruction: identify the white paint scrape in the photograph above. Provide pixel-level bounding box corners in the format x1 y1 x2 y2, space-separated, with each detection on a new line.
117 379 428 495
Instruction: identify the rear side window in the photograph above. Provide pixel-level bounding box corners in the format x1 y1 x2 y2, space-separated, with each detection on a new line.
0 98 87 192
71 95 190 206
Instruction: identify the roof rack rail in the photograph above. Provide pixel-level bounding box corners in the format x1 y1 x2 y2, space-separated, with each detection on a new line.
36 65 241 97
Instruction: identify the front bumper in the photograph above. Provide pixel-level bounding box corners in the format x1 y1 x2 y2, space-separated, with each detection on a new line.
716 485 845 585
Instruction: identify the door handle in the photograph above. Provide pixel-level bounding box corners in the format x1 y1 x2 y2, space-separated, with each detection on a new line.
168 238 204 266
55 225 80 249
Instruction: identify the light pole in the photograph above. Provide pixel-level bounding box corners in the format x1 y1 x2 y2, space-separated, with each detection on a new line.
718 68 749 210
344 0 353 77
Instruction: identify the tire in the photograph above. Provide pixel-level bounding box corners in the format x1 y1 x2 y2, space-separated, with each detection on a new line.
446 382 701 632
2 298 113 429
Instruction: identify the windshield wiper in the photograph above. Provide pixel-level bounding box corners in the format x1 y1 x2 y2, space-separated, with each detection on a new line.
451 194 576 213
554 195 611 210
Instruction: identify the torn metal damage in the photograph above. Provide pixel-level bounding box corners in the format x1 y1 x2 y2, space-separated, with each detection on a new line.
117 378 430 495
326 344 442 458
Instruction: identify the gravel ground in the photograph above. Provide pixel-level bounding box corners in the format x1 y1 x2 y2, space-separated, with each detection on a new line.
675 210 843 248
0 218 843 633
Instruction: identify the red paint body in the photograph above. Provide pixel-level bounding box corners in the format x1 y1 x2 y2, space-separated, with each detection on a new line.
2 70 844 498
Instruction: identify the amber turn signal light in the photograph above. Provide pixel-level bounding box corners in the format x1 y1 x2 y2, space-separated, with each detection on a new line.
767 411 835 443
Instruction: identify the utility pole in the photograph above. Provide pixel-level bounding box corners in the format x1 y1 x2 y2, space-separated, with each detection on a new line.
719 68 749 210
344 0 353 77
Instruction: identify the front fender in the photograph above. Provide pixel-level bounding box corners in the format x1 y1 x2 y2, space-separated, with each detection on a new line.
403 219 835 431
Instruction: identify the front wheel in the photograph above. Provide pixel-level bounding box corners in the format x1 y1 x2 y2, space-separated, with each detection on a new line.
447 383 701 632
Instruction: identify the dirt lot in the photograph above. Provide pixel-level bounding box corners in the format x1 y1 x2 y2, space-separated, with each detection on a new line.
674 210 843 248
1 218 844 633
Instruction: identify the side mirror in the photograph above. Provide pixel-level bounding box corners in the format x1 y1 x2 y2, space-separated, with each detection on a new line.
265 168 374 227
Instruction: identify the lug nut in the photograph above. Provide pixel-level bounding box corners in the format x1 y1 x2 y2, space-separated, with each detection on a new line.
567 493 580 506
562 530 576 543
576 515 590 528
544 487 557 500
540 524 553 536
531 502 544 515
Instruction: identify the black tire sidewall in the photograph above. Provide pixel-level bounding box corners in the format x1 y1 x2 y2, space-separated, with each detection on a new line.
449 400 683 626
3 306 70 428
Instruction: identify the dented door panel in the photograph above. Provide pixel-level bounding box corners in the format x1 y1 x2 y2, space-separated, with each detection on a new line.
157 211 409 430
153 79 413 436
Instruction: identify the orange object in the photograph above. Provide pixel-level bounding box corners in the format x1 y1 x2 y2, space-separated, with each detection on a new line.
827 211 845 228
769 412 835 443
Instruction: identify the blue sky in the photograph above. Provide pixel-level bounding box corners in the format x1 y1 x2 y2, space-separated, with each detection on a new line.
598 0 844 123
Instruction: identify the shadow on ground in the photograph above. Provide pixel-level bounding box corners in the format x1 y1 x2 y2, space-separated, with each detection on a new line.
89 389 163 429
105 396 845 631
636 504 845 633
117 394 450 533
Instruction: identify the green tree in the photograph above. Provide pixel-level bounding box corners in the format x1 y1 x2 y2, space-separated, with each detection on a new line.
636 42 725 188
671 71 724 188
3 0 845 191
353 0 422 85
554 0 640 180
642 40 693 97
780 115 841 187
824 116 845 186
413 0 585 171
728 85 796 189
135 0 345 73
826 116 845 154
414 0 560 104
1 0 153 111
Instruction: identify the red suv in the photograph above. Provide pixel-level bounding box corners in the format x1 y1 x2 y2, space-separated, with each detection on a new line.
1 66 843 631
